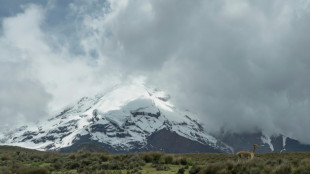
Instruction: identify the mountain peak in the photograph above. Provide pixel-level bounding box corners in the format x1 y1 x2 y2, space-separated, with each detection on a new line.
0 83 232 153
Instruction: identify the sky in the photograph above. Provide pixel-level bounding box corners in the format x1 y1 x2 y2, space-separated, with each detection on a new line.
1 0 310 144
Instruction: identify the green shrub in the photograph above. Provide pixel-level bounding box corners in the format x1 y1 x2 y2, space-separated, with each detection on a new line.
224 160 234 171
124 155 145 169
65 161 80 169
294 159 310 174
31 162 39 167
180 157 188 165
1 154 10 161
108 160 123 170
250 167 261 174
158 156 166 164
155 164 170 171
90 161 102 171
0 166 11 174
272 163 291 174
142 153 153 163
29 154 42 161
173 157 188 165
199 163 222 174
300 158 310 166
291 159 299 167
113 155 122 161
232 163 246 173
100 154 109 162
126 168 141 174
69 154 76 160
150 152 163 163
164 155 174 164
52 161 62 170
81 159 92 166
187 160 194 166
50 157 58 163
294 167 310 174
177 167 185 174
189 165 201 174
17 167 49 174
77 152 91 160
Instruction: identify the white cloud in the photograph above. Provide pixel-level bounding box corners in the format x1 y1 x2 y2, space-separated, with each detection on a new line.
0 3 121 130
1 0 310 144
88 0 310 143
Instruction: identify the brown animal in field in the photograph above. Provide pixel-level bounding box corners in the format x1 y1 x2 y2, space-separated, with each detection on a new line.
236 144 259 161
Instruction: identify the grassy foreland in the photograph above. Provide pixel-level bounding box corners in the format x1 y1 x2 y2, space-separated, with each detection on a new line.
1 146 310 174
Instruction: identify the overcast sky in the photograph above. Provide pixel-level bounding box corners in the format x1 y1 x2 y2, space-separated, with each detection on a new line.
1 0 310 144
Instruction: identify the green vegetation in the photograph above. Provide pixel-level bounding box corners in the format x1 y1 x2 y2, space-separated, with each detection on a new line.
1 146 310 174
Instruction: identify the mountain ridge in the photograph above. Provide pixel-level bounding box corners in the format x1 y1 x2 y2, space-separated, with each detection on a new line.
217 132 310 153
0 83 232 153
1 83 310 153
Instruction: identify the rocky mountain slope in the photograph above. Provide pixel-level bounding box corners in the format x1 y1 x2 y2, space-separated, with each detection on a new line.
1 83 310 153
0 83 232 153
218 132 310 153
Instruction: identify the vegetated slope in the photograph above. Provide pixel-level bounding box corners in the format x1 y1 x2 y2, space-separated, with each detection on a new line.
1 145 310 174
0 83 232 153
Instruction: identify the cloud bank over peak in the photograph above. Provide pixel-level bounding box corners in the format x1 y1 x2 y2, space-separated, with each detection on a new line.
0 3 120 129
1 0 310 144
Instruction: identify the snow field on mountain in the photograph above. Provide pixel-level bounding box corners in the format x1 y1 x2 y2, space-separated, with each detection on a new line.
0 83 232 153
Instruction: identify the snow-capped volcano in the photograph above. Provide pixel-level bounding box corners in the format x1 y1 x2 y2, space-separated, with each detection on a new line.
0 83 232 153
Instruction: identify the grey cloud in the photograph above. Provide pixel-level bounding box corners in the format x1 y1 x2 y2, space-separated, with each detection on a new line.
0 0 46 19
1 0 310 144
0 1 119 130
0 62 51 131
92 0 310 143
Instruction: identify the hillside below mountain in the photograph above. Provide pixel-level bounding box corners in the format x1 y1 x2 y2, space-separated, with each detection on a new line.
218 132 310 153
